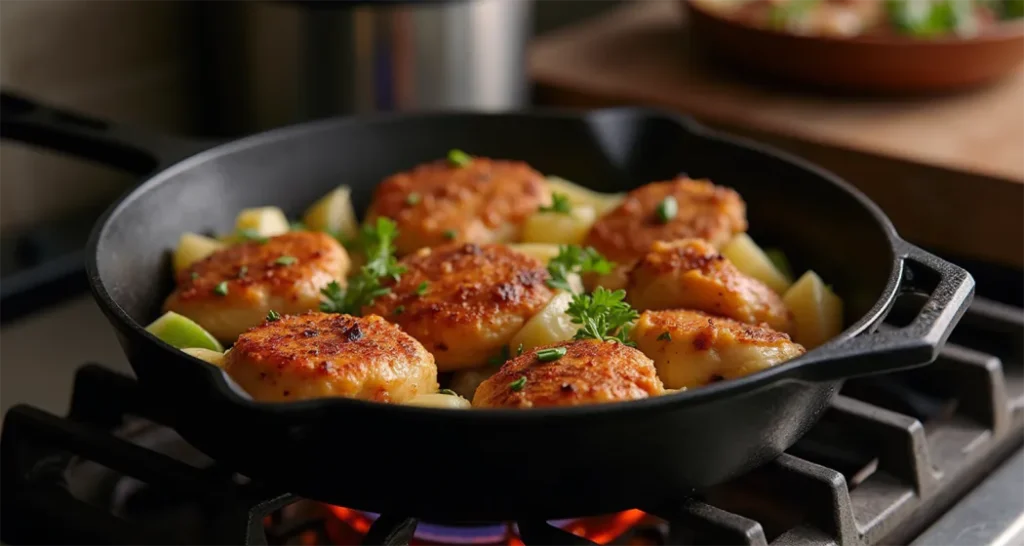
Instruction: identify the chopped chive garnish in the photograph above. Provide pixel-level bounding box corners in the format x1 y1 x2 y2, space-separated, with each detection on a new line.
213 281 229 296
443 229 458 240
438 388 458 396
448 149 472 167
238 228 269 244
539 192 573 215
415 281 429 296
394 305 405 316
488 345 512 366
267 309 281 321
536 347 567 362
190 271 199 281
406 192 421 206
509 377 527 392
275 256 297 266
237 265 248 279
516 343 524 356
657 331 672 341
656 196 678 223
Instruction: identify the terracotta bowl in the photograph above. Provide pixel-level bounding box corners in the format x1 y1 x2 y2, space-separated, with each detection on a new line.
684 0 1024 94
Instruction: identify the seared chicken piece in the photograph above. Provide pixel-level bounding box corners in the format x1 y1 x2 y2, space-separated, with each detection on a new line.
365 156 550 255
632 309 805 390
363 243 554 372
164 231 349 343
225 312 437 403
626 239 792 333
473 339 664 408
584 178 747 264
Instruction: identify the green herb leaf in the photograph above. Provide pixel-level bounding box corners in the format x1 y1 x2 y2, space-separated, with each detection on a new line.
488 345 511 366
416 281 429 296
394 305 405 316
190 271 200 281
566 287 639 346
237 228 269 244
546 245 615 293
657 331 672 341
213 281 229 296
448 149 472 167
319 218 406 315
267 309 281 322
656 196 678 223
764 248 794 280
509 376 527 392
443 229 458 241
290 221 306 231
275 255 297 266
536 346 567 362
516 343 524 356
406 192 421 206
539 192 573 215
438 388 458 396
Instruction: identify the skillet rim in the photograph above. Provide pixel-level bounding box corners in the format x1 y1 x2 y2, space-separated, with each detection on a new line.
85 107 903 421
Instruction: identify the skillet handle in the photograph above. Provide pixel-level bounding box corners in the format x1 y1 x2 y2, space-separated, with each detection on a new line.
0 90 214 175
795 240 974 382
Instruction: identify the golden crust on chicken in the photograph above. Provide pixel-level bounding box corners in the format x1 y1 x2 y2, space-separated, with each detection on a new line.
626 239 791 332
164 231 349 343
472 339 665 408
632 309 805 390
584 178 747 264
225 312 437 403
365 157 550 255
363 243 555 371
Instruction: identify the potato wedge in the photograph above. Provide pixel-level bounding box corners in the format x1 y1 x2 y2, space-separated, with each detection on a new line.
522 205 597 245
508 243 561 263
235 207 290 239
509 291 579 351
546 176 625 215
174 233 225 274
721 233 792 295
783 271 843 349
406 393 471 409
303 185 359 242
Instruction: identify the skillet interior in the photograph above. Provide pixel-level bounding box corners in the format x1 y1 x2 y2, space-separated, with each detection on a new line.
90 109 898 518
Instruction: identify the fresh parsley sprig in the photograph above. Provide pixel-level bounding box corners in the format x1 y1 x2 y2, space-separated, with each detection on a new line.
546 245 614 293
320 217 406 315
539 193 572 215
566 287 639 346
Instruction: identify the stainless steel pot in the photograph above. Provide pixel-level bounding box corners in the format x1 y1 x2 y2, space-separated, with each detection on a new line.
201 0 533 134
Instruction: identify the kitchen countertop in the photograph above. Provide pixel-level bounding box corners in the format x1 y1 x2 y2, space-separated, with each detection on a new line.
0 296 131 416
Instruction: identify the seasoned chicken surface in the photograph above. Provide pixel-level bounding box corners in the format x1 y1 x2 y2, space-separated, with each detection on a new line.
225 312 437 403
584 178 747 264
473 339 664 408
164 231 349 343
632 309 805 390
626 239 792 333
363 243 554 372
365 156 551 255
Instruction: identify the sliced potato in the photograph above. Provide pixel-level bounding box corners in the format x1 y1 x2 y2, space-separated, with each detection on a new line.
509 291 579 351
182 347 226 368
406 393 471 409
174 233 225 274
235 207 290 239
449 367 499 400
783 271 843 350
546 176 625 215
303 185 359 242
522 205 597 245
146 311 224 352
508 243 561 263
721 233 792 295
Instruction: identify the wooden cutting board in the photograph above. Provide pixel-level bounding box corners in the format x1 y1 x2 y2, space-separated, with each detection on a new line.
530 0 1024 269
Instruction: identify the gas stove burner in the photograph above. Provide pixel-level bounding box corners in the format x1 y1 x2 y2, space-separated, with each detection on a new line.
1 296 1021 545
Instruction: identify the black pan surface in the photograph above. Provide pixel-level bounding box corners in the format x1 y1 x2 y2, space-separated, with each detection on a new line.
0 92 973 520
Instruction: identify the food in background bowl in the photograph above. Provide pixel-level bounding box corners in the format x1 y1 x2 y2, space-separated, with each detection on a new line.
146 150 845 408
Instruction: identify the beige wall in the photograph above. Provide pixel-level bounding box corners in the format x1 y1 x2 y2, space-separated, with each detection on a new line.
0 0 197 231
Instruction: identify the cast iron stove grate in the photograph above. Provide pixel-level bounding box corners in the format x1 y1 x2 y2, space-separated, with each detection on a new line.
1 296 1021 546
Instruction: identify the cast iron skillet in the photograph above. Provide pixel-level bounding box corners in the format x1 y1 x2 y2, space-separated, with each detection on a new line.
0 91 973 520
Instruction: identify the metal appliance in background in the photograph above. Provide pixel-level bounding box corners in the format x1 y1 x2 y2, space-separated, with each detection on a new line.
200 0 533 135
